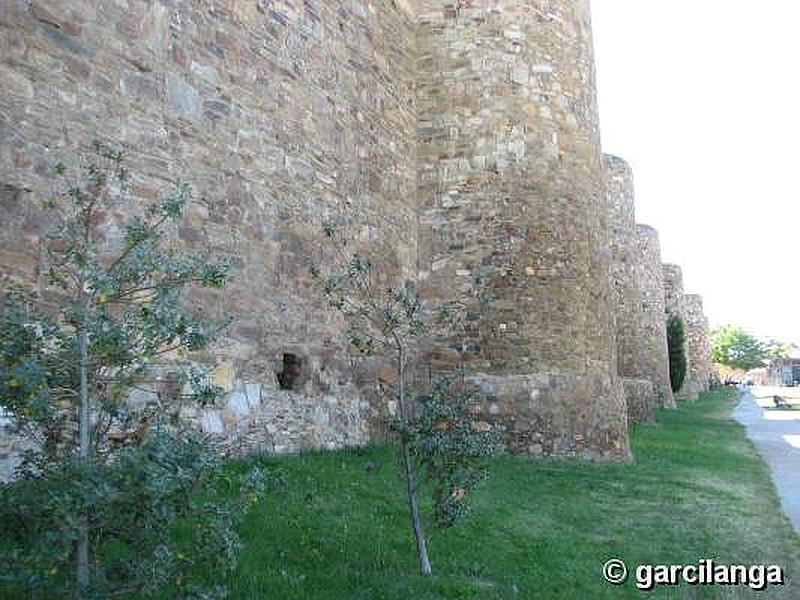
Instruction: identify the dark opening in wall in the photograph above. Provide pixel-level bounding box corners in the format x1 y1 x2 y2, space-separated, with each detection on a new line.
277 353 304 391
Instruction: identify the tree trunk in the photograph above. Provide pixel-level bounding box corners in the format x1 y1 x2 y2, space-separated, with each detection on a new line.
402 440 432 575
396 343 432 576
76 324 90 590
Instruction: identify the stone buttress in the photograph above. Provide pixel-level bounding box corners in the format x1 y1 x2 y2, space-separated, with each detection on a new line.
416 0 630 460
604 154 654 422
605 156 676 419
683 294 712 395
635 225 676 409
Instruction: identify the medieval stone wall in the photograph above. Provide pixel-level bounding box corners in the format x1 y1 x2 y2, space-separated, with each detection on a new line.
0 0 419 455
605 154 653 423
1 0 718 469
662 263 697 400
622 378 655 424
684 294 712 394
662 264 684 317
416 0 629 460
635 225 676 408
605 155 638 378
606 156 679 419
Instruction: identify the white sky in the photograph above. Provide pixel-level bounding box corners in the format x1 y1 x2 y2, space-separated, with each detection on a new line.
592 0 800 344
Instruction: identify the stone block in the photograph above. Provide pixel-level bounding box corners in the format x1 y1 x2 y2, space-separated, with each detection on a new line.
200 410 225 435
211 361 236 393
245 383 262 409
226 391 251 418
166 72 200 121
191 61 221 86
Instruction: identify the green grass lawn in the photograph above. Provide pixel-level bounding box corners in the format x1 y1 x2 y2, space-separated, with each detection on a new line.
184 387 799 598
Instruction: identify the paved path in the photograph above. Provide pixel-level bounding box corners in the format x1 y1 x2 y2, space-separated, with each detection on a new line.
734 387 800 535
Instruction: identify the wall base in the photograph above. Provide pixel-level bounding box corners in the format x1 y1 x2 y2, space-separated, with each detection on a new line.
468 371 631 462
622 377 656 424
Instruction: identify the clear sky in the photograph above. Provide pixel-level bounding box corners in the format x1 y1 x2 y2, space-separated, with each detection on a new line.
592 0 800 345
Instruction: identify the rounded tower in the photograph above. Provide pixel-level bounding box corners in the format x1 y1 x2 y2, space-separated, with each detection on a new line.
662 264 685 317
417 0 629 459
605 155 638 379
605 154 655 422
635 225 676 409
683 294 712 395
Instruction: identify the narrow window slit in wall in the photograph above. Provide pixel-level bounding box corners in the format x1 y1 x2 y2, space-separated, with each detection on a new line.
277 353 304 390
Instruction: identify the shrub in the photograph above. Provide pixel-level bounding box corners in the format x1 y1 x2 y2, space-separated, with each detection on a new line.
0 141 265 597
667 314 687 393
405 378 504 529
0 428 266 597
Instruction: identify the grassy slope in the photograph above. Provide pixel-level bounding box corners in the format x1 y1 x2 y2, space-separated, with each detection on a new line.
194 388 799 598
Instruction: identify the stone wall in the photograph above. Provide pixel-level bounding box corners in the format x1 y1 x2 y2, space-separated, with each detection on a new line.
605 154 649 423
605 155 638 377
635 225 676 408
0 0 419 455
2 0 714 467
662 263 696 400
606 157 677 418
683 294 712 395
622 378 655 424
662 264 684 317
0 412 31 483
416 0 629 460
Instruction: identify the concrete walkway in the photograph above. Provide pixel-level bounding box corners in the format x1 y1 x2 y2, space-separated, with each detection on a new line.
734 387 800 535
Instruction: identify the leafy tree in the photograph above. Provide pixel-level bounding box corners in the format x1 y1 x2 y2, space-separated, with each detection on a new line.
311 224 503 576
0 142 264 597
406 378 503 529
711 325 772 371
667 315 687 393
763 338 790 362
